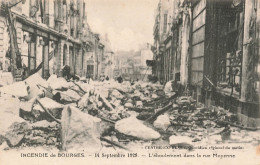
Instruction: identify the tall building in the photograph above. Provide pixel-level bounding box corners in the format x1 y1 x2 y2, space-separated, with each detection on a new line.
152 0 174 82
0 0 106 80
152 0 260 127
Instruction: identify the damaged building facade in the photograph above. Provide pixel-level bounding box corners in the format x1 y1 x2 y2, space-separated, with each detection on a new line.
152 0 260 127
0 0 111 81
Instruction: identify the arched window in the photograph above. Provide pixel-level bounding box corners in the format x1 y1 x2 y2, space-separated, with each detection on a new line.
63 0 67 23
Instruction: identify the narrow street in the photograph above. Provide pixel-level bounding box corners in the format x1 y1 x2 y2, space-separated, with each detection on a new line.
0 0 259 164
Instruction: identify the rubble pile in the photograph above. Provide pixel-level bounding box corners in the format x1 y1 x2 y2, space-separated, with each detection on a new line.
0 75 259 152
24 121 60 147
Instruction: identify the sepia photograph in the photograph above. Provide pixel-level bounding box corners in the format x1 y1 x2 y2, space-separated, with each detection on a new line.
0 0 259 164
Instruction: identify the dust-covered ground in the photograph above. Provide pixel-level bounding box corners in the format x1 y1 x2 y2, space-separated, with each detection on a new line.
0 73 259 165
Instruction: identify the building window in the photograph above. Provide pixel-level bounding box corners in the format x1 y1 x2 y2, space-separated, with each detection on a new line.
29 0 39 19
83 2 86 18
216 2 243 96
71 28 74 37
163 14 167 33
63 1 67 24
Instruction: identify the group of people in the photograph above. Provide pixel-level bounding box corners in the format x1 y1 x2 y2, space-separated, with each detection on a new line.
100 75 123 83
115 76 140 84
99 75 140 84
60 65 182 93
100 75 110 82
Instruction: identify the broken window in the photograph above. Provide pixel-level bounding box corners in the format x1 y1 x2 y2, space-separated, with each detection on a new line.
29 0 39 19
216 1 244 96
63 0 67 24
163 13 167 33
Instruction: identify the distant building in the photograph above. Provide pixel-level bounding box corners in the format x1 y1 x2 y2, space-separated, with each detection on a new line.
132 44 153 81
121 62 134 81
114 45 153 81
152 0 174 82
101 34 114 79
113 54 122 78
139 44 153 80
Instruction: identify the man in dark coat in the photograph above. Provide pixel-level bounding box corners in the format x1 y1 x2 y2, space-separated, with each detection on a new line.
106 76 109 81
61 65 71 80
117 76 123 83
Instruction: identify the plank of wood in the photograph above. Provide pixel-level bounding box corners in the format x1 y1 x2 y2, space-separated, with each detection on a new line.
36 98 61 124
99 94 115 111
127 107 154 113
100 136 130 151
98 116 115 124
146 103 173 123
72 82 87 94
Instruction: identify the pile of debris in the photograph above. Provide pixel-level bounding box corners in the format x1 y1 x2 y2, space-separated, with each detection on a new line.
0 75 259 152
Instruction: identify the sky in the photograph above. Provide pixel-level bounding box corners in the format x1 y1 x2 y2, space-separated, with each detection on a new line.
85 0 159 52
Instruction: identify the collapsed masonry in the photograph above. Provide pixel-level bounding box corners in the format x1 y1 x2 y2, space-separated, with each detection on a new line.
0 73 259 152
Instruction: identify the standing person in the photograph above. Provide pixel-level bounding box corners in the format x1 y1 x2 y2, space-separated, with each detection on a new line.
172 72 182 94
101 75 105 82
86 73 91 84
164 73 182 97
61 65 71 80
106 76 109 81
117 75 123 83
22 65 28 80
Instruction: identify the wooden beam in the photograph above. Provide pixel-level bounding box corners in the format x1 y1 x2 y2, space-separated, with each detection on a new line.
36 98 61 124
241 0 256 102
99 137 130 151
146 103 173 123
42 38 49 78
